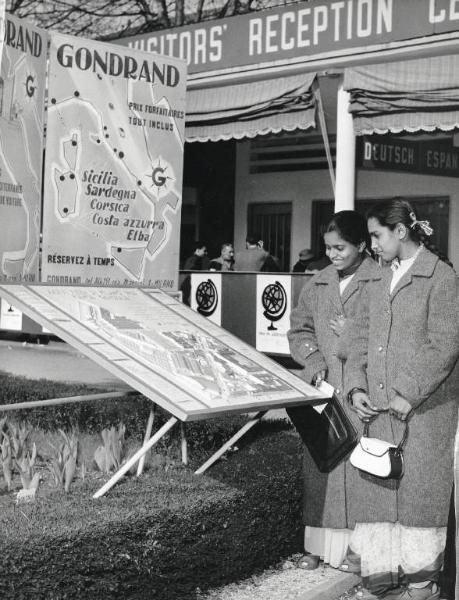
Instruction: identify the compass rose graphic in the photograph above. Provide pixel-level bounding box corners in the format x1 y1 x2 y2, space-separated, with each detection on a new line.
261 281 287 330
148 157 174 197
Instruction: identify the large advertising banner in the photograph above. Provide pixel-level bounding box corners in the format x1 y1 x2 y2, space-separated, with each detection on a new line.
256 274 291 354
0 284 327 421
42 33 187 291
0 15 47 283
0 1 5 65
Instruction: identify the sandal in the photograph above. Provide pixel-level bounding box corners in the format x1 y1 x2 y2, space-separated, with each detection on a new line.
338 559 361 574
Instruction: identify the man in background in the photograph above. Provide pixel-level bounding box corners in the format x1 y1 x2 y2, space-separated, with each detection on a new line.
234 233 280 272
181 241 210 305
209 243 235 271
292 249 315 272
183 241 210 271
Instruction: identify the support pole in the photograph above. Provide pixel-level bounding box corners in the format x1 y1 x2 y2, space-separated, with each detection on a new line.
0 391 134 412
136 408 155 477
180 422 188 465
335 83 356 211
194 411 267 475
93 416 178 498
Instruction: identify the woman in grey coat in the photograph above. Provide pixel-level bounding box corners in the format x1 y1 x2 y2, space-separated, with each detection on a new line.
346 199 459 600
288 211 379 570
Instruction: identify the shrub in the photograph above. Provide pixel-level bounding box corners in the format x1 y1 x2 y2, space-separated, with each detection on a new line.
0 426 302 600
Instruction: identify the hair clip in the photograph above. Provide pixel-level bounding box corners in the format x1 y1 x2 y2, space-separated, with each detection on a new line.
409 212 433 236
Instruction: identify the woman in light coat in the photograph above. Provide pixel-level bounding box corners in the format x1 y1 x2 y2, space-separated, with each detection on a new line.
346 199 459 600
288 210 379 569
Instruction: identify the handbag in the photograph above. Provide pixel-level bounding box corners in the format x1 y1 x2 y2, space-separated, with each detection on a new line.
287 386 358 473
350 418 408 479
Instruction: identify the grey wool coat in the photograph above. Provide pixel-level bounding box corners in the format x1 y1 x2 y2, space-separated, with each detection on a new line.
288 256 380 529
345 248 459 528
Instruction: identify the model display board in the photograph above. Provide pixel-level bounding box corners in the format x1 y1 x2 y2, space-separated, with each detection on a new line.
0 284 326 421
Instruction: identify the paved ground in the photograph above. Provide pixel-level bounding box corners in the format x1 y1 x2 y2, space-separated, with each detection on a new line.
0 337 360 600
0 338 128 388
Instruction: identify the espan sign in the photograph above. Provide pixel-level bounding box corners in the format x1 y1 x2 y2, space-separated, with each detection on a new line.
118 0 459 76
359 136 459 177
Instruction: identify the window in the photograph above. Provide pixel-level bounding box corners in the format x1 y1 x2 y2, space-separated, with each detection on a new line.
248 202 292 271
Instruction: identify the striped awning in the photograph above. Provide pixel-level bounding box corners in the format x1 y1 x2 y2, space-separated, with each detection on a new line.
185 72 316 143
344 55 459 135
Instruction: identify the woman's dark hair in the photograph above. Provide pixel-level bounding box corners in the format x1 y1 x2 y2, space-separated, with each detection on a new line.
367 198 453 267
324 210 370 250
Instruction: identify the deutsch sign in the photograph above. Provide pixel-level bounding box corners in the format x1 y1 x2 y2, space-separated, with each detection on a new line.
359 136 459 177
118 0 459 76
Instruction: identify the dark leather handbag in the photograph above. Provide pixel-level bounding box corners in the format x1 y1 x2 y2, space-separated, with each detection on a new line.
286 394 358 473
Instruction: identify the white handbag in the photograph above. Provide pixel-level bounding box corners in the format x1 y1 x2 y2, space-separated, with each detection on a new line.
350 420 408 480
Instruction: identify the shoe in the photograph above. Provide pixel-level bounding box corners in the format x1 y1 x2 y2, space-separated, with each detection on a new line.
296 553 320 570
338 560 361 574
348 584 381 599
382 583 439 599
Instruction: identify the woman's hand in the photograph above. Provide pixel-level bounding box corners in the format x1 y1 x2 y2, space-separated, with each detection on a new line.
330 314 346 336
312 369 327 387
389 394 412 421
350 391 380 421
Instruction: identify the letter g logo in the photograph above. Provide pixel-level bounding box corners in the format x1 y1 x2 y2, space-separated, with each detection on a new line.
25 75 36 98
152 167 166 187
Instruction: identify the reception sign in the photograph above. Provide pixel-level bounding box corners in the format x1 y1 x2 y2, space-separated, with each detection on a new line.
256 274 291 354
120 0 459 76
0 15 47 283
0 284 325 421
41 33 187 290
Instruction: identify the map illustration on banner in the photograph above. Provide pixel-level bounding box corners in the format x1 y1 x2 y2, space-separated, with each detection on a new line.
42 34 187 290
0 285 326 421
0 15 47 283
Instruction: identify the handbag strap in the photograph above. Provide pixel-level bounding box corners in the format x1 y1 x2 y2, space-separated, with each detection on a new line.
363 418 409 450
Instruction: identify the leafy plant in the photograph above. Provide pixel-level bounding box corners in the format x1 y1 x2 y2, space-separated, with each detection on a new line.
48 429 79 492
0 418 13 491
8 422 37 489
93 423 127 474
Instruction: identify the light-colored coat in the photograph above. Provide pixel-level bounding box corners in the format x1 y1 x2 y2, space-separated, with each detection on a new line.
346 248 459 528
288 256 380 529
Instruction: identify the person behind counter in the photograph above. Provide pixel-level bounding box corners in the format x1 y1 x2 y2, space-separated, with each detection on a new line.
180 241 210 306
183 241 210 271
234 233 280 272
209 243 235 271
292 249 315 272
